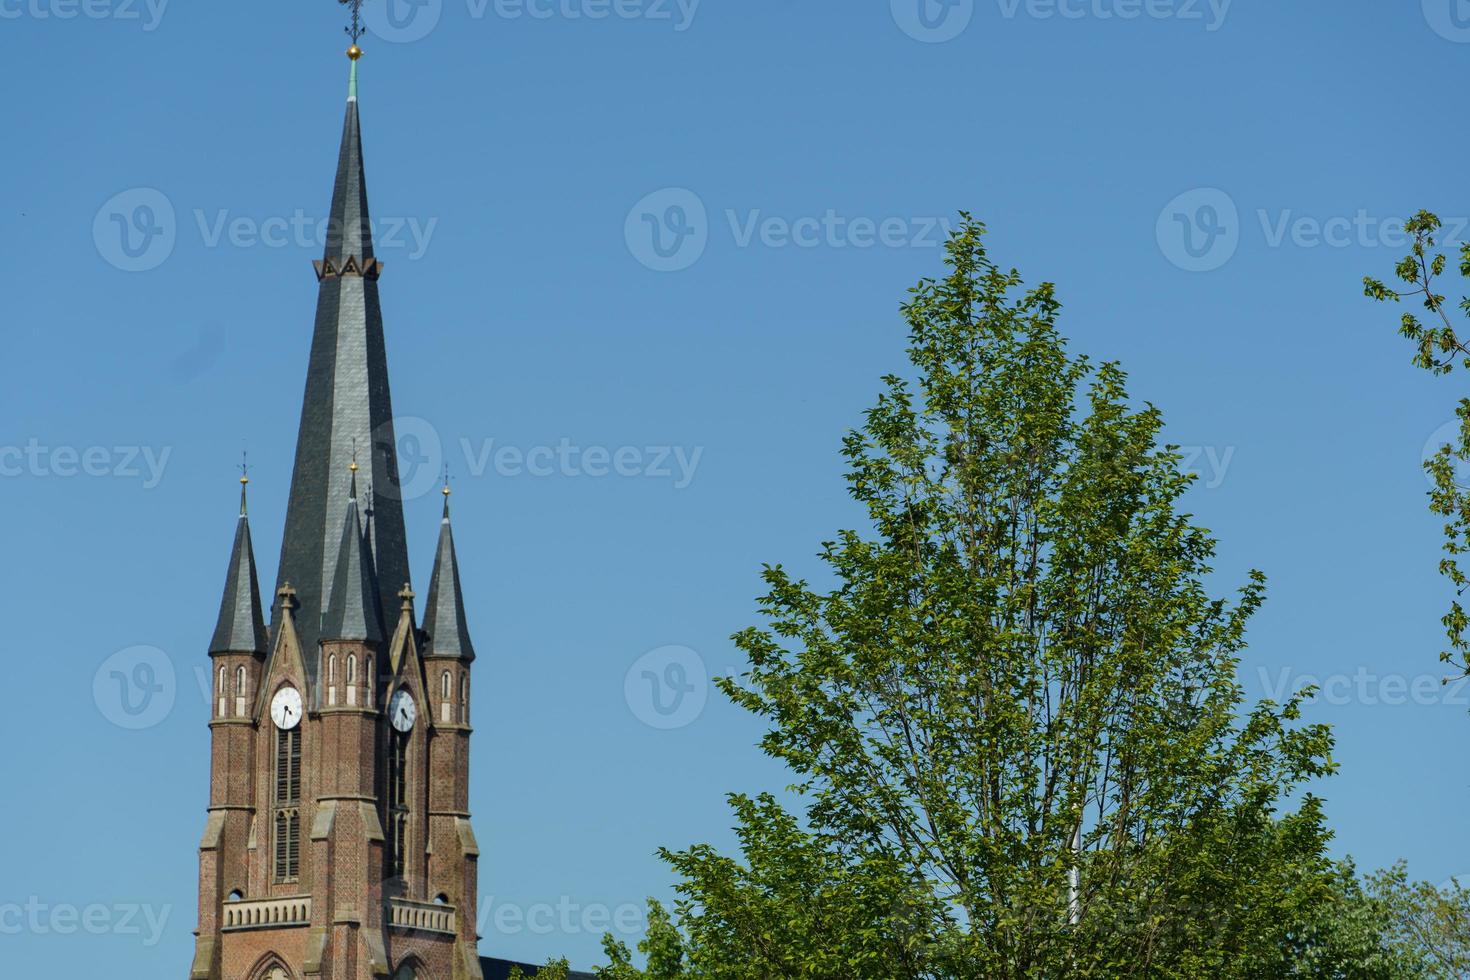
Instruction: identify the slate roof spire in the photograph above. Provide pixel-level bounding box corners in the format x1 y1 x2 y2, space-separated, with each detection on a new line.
322 462 384 644
273 54 409 676
210 474 269 655
423 481 476 662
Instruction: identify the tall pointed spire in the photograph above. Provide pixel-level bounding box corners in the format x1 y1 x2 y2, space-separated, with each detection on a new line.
423 482 475 662
210 474 268 655
322 463 384 644
274 51 410 673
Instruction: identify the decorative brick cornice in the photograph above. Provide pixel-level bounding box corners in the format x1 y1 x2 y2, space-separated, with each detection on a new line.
312 255 384 281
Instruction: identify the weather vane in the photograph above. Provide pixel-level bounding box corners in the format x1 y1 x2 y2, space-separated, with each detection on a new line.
341 0 366 53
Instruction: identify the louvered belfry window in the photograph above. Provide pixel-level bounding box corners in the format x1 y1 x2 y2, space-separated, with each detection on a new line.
274 727 302 882
388 731 409 878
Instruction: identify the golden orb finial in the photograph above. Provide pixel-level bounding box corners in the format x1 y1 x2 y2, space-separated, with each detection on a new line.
348 44 363 60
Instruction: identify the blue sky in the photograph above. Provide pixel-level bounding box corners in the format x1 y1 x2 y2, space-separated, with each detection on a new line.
4 0 1470 973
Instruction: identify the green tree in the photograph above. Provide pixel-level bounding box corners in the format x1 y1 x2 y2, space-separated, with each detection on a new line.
604 217 1361 978
506 959 571 980
1365 211 1470 677
1363 862 1470 977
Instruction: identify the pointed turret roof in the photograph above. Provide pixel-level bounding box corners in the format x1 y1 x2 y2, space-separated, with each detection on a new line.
273 56 409 673
322 467 384 644
423 486 475 662
210 479 268 655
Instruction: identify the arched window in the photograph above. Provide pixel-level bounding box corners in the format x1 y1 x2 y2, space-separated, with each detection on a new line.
217 666 225 693
328 654 337 683
235 666 246 695
227 889 244 902
365 657 374 702
441 671 451 699
347 655 357 684
460 676 468 722
274 724 302 883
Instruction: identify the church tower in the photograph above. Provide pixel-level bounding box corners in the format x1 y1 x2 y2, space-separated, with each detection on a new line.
190 44 484 980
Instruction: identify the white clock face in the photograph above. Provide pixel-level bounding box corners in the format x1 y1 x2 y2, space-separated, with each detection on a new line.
270 687 303 730
389 690 417 733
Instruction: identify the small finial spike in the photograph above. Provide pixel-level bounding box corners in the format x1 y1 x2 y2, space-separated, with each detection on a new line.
238 451 250 517
441 467 452 520
348 443 360 500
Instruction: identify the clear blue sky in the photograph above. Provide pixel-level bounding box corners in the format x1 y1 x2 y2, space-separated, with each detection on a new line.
4 0 1470 973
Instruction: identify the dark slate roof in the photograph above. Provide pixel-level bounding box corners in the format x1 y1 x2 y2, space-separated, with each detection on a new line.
209 497 268 655
422 501 475 662
272 69 411 674
321 480 384 644
480 957 595 980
